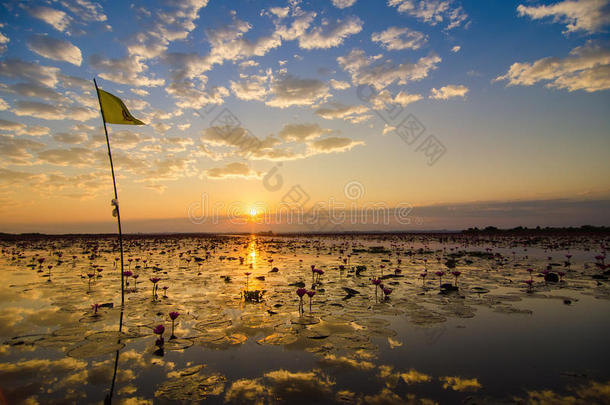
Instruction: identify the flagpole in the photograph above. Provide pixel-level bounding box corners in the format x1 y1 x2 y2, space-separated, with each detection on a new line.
94 78 125 307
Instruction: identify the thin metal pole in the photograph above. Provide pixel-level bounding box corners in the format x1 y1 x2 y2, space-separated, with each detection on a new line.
94 78 125 307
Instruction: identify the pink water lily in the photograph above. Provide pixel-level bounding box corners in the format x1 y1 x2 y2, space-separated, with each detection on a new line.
435 271 445 287
150 277 161 296
169 312 180 338
296 288 307 314
306 290 316 312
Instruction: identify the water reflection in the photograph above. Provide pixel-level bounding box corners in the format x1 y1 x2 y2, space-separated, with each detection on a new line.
0 233 608 403
104 309 123 405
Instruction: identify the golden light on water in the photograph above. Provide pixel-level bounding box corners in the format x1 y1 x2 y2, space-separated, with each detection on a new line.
247 236 257 268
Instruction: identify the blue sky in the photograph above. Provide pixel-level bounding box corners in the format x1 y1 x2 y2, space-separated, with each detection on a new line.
0 0 609 233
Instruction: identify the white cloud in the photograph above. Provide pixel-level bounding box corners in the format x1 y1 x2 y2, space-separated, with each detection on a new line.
0 135 45 165
368 89 423 109
430 84 469 99
107 130 150 150
332 0 357 8
382 124 396 135
27 35 82 66
13 101 97 121
307 136 364 154
0 31 8 54
495 41 610 92
131 88 149 97
230 73 270 101
388 0 468 29
127 1 208 59
27 6 72 32
59 74 91 90
278 123 331 142
60 0 107 23
276 11 317 41
4 82 66 102
269 7 290 19
0 98 8 110
517 0 610 34
90 55 165 87
451 45 461 53
160 136 194 152
338 48 441 89
37 147 98 167
298 16 363 49
53 131 88 144
0 59 60 88
0 119 49 136
266 75 331 107
152 122 171 133
329 79 351 90
314 103 371 123
371 27 427 51
204 162 262 179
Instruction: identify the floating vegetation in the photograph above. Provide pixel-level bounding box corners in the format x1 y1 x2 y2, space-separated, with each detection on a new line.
67 340 125 359
155 366 226 401
1 233 608 404
243 289 264 302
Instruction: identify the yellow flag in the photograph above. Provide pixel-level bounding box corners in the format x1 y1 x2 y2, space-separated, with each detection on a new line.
97 89 145 125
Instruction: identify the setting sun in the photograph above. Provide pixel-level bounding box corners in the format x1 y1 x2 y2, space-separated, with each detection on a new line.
249 208 258 217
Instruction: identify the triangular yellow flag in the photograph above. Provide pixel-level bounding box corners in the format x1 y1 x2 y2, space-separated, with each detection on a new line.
97 89 145 125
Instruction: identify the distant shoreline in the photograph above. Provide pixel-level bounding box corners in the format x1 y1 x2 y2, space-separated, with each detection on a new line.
1 225 609 241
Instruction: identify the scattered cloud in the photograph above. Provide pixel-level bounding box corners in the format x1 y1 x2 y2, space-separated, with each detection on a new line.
451 45 461 52
329 79 351 90
430 84 469 99
27 34 83 66
269 7 290 19
90 55 165 87
315 103 371 123
26 6 72 32
338 48 441 89
230 73 270 101
307 136 364 154
53 131 88 144
278 123 331 142
127 0 208 59
331 0 357 9
496 41 610 92
388 0 469 29
0 119 49 136
266 75 331 107
37 147 97 167
369 89 423 109
0 59 60 88
517 0 610 34
372 26 427 50
0 31 8 54
298 16 363 49
204 162 262 179
0 135 45 165
12 101 97 121
4 82 65 102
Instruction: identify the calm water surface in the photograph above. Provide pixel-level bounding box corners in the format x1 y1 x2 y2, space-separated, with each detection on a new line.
0 233 609 404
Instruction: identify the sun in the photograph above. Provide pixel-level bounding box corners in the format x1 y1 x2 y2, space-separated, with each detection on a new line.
249 208 258 217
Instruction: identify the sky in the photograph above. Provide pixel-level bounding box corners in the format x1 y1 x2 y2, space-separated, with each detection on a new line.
0 0 609 233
